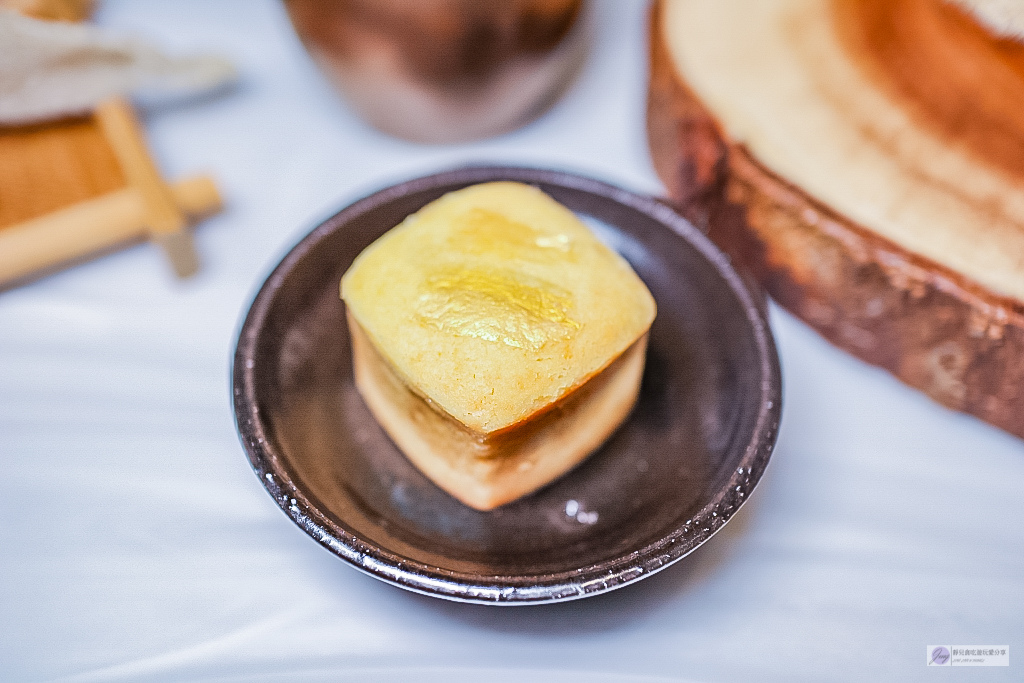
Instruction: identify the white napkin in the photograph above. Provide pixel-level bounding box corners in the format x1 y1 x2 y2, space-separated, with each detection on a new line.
0 9 235 124
949 0 1024 40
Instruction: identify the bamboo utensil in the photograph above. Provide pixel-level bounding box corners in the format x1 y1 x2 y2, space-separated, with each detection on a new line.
94 97 200 278
0 175 219 286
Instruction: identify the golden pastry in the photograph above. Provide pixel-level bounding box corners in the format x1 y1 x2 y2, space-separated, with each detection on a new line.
341 181 656 509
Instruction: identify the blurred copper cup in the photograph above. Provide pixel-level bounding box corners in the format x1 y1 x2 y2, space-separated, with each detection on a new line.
284 0 587 143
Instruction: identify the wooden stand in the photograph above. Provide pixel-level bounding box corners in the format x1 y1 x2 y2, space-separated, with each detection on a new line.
0 101 222 288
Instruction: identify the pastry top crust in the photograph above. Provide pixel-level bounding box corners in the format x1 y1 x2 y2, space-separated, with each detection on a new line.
341 181 656 434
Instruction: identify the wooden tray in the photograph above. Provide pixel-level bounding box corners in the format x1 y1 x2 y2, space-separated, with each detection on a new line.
0 106 221 288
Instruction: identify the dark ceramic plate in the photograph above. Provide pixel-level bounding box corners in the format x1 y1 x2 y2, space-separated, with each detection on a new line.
233 166 781 604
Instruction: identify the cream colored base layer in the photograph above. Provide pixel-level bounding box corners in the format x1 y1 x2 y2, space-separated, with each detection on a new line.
348 311 647 510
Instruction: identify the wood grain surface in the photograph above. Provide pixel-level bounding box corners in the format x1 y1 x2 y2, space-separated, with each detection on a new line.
647 0 1024 438
0 117 125 229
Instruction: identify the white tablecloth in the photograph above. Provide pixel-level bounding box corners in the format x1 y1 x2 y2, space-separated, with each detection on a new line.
2 1 1022 681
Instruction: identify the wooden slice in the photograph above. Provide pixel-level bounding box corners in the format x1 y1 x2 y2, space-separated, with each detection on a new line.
647 0 1024 438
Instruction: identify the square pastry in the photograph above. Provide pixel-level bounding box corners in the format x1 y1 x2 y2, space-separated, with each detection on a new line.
341 181 656 510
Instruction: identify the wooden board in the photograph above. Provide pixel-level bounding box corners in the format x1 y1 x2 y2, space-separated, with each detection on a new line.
0 116 125 228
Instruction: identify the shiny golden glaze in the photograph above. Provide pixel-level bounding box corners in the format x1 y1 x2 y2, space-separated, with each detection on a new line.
448 208 575 259
416 207 580 350
833 0 1024 181
417 266 579 350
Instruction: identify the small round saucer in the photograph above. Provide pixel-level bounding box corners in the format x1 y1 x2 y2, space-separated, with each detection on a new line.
233 166 781 604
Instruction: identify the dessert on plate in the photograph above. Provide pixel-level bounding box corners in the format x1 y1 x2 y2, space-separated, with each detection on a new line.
341 181 656 510
648 0 1024 438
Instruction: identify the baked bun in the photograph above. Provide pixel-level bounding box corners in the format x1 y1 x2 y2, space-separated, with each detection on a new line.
341 181 656 509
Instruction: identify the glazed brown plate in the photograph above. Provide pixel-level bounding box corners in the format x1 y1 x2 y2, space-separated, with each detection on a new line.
232 166 781 604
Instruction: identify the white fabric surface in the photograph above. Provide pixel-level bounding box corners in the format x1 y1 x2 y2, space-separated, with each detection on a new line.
1 1 1021 681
